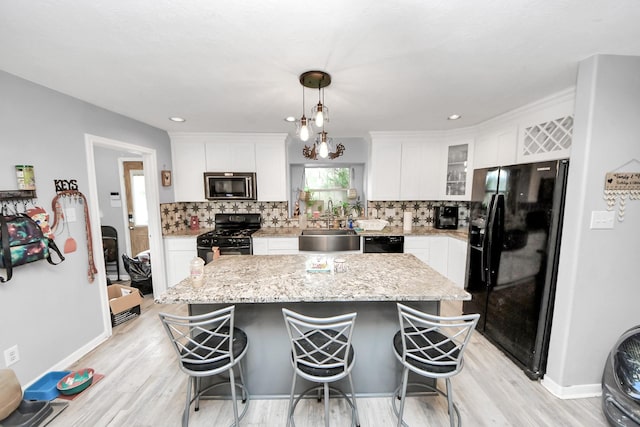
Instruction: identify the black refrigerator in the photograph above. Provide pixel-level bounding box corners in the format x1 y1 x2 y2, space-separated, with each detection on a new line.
463 159 569 379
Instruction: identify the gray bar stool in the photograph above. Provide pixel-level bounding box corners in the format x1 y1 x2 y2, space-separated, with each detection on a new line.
282 308 360 427
392 303 479 427
159 306 249 427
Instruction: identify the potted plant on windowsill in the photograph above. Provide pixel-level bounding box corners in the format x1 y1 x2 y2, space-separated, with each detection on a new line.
350 198 362 218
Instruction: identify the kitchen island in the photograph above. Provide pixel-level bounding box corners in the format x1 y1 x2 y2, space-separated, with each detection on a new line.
156 253 469 397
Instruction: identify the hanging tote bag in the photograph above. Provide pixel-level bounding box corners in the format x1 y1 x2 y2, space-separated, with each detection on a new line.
0 214 65 283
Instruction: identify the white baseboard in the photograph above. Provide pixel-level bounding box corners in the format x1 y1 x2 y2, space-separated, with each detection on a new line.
541 376 602 399
22 332 110 390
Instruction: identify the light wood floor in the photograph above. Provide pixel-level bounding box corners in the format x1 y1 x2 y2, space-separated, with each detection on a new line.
48 296 607 426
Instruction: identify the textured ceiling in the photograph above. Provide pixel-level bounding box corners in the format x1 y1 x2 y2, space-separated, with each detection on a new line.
1 1 640 137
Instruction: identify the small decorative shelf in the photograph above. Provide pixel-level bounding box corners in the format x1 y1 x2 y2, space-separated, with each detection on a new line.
0 189 37 200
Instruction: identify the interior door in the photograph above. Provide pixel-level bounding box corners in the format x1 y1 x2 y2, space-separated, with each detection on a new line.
123 161 149 256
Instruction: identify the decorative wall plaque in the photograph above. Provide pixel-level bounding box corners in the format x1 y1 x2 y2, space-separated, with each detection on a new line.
603 163 640 222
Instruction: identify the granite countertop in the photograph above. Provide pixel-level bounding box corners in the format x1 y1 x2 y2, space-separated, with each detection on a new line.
155 253 470 305
163 227 214 238
162 225 467 241
252 226 467 241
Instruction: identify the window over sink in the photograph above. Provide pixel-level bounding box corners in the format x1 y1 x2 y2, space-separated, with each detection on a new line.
290 164 364 217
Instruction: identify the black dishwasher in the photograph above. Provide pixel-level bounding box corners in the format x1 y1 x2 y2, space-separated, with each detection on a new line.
362 236 404 253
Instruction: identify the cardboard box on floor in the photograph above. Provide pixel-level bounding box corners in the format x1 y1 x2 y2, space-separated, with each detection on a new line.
107 284 143 315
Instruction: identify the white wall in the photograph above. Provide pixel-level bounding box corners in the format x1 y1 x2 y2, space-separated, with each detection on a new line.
545 55 640 394
0 70 171 386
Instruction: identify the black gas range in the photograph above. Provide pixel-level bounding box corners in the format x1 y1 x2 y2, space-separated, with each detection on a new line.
196 213 261 260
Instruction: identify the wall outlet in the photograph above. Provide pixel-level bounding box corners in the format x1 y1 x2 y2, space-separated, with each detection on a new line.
4 345 19 367
590 210 615 229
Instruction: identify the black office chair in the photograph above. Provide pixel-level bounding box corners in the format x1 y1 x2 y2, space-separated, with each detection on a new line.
101 225 120 281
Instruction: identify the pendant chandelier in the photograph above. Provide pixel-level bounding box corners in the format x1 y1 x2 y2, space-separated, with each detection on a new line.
297 71 344 160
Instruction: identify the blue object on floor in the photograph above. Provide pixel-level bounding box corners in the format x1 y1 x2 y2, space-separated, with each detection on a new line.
23 371 71 401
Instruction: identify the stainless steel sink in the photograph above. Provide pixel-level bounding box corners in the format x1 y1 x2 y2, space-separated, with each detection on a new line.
299 228 360 251
301 229 357 236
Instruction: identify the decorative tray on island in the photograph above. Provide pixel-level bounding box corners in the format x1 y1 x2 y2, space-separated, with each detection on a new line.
306 256 332 273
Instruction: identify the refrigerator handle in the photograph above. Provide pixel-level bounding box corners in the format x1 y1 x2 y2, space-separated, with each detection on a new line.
481 194 496 285
488 194 505 287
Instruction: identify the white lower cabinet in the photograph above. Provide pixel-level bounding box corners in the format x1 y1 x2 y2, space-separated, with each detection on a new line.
404 236 429 265
164 237 197 287
447 238 468 288
428 236 449 278
253 237 299 255
404 235 466 287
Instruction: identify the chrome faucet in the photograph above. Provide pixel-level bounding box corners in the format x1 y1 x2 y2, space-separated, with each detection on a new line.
327 199 334 228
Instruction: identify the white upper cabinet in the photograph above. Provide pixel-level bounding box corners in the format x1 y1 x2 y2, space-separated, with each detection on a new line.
400 140 442 200
255 138 287 201
442 139 474 200
474 89 574 168
171 137 207 202
205 141 256 172
368 138 402 200
369 132 468 201
170 132 287 202
474 127 518 169
517 102 574 164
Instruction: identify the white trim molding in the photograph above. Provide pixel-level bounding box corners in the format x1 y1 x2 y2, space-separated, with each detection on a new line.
541 376 602 399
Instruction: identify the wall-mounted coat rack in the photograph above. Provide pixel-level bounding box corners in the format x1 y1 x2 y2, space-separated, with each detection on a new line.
0 190 37 215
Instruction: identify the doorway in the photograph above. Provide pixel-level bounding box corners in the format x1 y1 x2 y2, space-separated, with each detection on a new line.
122 160 150 256
85 134 166 335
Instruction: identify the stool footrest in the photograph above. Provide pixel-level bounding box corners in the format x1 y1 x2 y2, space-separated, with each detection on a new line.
392 382 460 427
289 384 359 427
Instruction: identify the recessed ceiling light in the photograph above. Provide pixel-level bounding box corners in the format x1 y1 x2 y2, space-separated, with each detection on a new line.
284 116 296 122
169 117 186 122
447 114 462 121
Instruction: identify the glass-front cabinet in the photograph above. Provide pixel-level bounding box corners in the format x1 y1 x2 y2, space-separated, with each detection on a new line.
446 143 469 196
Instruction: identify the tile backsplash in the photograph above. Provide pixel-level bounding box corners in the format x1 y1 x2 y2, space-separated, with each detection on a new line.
160 200 470 234
367 200 470 228
160 201 294 234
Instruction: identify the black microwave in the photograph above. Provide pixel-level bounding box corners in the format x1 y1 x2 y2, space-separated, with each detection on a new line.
204 172 257 200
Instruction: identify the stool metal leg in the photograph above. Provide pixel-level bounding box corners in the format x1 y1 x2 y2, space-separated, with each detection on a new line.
183 376 193 427
324 382 330 427
446 378 455 427
347 372 360 427
229 367 240 426
396 367 410 427
194 377 201 411
286 371 297 427
238 361 248 403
